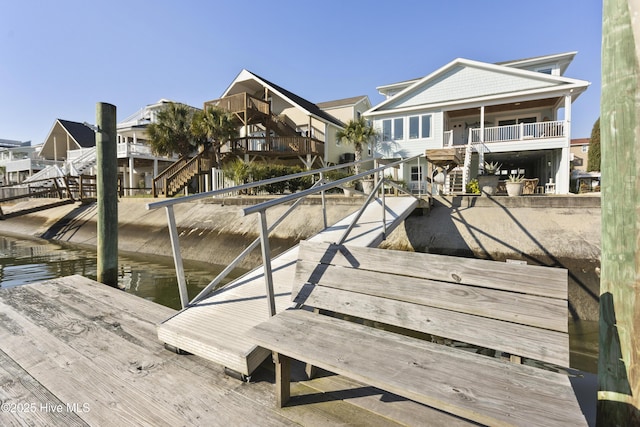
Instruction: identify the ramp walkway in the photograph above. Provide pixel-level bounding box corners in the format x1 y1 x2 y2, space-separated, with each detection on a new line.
157 196 418 376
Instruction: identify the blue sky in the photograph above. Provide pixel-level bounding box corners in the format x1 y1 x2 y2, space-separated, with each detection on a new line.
0 0 602 145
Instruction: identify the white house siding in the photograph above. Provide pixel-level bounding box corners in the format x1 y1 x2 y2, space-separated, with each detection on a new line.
384 66 559 110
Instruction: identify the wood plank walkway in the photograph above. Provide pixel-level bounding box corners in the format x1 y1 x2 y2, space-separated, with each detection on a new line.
0 275 481 426
157 197 419 376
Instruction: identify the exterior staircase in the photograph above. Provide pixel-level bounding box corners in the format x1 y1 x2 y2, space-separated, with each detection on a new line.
65 147 97 176
152 152 212 197
23 147 97 185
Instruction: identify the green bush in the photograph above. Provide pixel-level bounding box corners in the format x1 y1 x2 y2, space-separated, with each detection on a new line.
466 178 480 194
287 166 314 192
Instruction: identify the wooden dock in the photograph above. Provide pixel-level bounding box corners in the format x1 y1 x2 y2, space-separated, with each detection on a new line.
0 275 488 426
157 197 419 376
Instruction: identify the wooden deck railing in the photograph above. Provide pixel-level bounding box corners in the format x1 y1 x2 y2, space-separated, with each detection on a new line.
204 93 270 116
470 120 566 143
227 136 324 156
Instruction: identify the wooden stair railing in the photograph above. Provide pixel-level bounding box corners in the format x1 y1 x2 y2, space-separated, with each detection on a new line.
152 157 188 197
153 152 211 197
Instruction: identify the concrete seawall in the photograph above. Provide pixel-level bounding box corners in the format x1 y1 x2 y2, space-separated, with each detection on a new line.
0 194 601 320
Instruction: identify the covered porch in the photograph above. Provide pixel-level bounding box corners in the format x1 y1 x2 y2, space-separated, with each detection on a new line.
442 94 573 193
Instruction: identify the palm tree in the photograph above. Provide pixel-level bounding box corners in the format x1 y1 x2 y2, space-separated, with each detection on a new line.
336 117 378 175
146 102 197 158
191 106 238 167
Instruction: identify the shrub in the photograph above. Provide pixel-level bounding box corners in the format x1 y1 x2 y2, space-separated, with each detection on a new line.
287 166 314 192
466 178 480 194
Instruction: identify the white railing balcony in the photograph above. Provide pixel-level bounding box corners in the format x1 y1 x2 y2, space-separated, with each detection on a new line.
470 120 565 144
67 147 96 161
117 142 154 157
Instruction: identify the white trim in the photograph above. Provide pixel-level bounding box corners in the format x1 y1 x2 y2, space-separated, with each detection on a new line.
364 57 590 116
364 83 589 118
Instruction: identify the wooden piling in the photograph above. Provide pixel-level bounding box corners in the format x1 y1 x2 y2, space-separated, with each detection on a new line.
96 102 118 287
597 1 640 424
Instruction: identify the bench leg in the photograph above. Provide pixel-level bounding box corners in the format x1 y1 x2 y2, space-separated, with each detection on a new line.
305 363 317 379
273 352 291 407
510 355 522 364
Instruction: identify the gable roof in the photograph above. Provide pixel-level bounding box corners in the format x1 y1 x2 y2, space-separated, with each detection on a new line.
222 69 345 128
376 51 579 98
317 95 370 110
57 119 96 148
366 57 590 116
497 51 577 75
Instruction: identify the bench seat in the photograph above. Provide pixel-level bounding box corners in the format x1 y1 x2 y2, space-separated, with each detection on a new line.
251 309 586 427
247 241 587 426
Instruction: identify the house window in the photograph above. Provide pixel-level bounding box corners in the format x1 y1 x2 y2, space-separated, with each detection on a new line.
581 145 589 153
409 116 419 139
408 115 432 139
411 166 423 181
382 119 392 142
537 67 553 75
421 115 431 138
394 118 403 140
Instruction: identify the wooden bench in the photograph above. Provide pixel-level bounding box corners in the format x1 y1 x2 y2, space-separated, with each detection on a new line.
248 241 587 426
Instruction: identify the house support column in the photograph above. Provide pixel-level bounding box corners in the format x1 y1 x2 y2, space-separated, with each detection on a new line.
128 156 135 196
480 106 485 142
477 105 485 175
558 94 573 194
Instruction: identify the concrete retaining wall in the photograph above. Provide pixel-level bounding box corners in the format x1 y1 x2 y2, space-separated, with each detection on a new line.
0 194 601 320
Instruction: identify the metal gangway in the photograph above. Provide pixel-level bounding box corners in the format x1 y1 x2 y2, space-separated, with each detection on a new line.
147 156 425 376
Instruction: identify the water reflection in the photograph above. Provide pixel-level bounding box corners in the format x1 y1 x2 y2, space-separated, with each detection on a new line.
0 234 245 310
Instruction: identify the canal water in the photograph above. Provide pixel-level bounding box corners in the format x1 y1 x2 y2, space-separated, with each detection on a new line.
0 234 247 311
0 233 599 374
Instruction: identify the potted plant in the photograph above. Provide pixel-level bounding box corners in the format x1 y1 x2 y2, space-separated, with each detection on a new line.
361 175 375 195
342 179 358 197
477 162 501 196
506 174 525 197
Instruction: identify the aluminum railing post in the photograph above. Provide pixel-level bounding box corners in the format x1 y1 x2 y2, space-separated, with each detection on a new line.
320 172 327 229
382 176 387 239
166 205 189 309
258 210 276 317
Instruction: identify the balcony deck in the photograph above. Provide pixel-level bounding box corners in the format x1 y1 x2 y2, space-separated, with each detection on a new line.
470 120 566 145
224 136 324 158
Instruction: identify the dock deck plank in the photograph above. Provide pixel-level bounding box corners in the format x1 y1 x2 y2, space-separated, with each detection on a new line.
0 275 482 426
157 197 419 375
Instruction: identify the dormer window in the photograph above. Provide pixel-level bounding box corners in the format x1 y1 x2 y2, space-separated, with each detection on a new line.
537 67 553 75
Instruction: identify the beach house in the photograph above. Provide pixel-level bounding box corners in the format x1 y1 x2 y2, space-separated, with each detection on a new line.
363 52 591 194
205 69 369 169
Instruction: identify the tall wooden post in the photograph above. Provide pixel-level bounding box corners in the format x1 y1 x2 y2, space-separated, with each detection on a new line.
96 102 118 287
597 1 640 424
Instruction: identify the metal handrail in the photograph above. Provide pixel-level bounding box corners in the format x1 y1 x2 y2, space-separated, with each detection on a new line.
189 178 327 305
242 155 421 317
147 157 378 308
146 157 376 211
242 155 421 216
150 155 421 310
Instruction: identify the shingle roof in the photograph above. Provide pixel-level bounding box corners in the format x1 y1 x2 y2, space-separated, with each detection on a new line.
247 71 345 128
316 95 368 109
58 119 96 148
